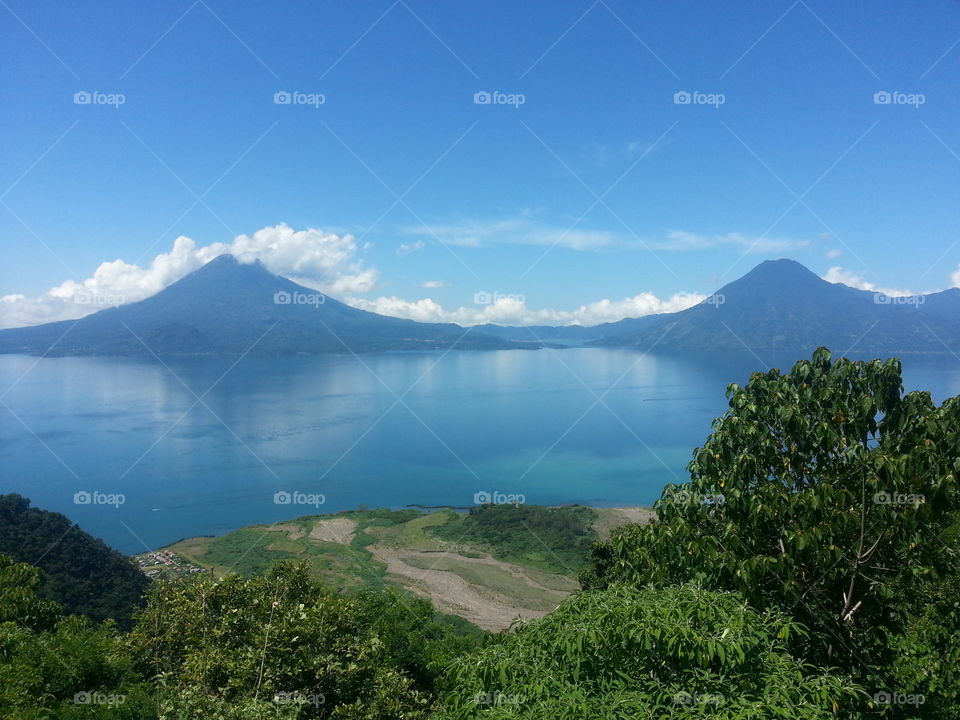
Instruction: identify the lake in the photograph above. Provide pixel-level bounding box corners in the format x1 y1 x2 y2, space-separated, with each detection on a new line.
2 348 958 553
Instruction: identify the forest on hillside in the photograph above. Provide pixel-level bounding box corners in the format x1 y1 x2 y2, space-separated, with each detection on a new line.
0 494 149 628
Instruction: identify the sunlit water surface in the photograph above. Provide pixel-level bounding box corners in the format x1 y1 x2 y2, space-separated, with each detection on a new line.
2 348 958 552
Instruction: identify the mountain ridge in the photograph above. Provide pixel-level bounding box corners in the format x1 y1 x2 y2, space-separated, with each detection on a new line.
2 256 958 355
591 258 960 353
0 255 541 355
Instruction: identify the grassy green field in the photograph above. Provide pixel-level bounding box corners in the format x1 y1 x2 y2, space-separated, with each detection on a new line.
160 510 415 589
137 504 652 630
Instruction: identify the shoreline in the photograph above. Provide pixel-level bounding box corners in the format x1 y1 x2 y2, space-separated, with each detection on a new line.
134 504 656 631
149 502 656 554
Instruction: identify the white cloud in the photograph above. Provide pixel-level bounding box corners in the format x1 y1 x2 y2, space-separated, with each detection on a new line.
395 240 425 256
404 216 618 251
346 291 705 327
825 249 843 259
951 265 960 288
405 218 812 256
654 230 810 253
15 221 950 335
0 224 377 329
822 266 918 297
301 267 378 295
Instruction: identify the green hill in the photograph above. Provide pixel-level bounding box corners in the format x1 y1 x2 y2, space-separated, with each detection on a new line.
142 505 645 631
0 494 149 627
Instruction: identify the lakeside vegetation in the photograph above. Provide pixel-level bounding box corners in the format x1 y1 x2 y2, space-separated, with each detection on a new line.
2 349 958 718
428 503 599 574
0 494 149 628
151 505 597 626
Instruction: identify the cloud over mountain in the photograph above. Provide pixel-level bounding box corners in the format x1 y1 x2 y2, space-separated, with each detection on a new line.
348 291 706 326
821 266 921 298
3 224 955 332
0 225 376 328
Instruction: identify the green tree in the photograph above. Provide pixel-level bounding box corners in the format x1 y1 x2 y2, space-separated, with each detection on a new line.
429 505 597 573
0 555 155 720
433 583 863 719
0 554 61 631
0 494 149 628
352 588 488 693
582 349 960 715
125 561 431 719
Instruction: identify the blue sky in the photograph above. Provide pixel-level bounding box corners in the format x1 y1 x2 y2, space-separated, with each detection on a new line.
2 0 959 327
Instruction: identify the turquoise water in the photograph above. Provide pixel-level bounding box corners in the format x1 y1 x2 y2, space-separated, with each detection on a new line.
2 348 958 553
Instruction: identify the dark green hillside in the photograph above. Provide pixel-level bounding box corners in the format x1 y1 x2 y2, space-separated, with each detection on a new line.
0 494 148 627
428 503 598 573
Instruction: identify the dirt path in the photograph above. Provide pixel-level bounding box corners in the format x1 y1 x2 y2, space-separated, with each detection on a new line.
309 517 357 544
394 550 573 592
593 506 656 540
608 506 656 525
302 516 576 631
370 547 565 631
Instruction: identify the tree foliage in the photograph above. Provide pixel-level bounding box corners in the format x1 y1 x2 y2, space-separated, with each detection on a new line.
0 556 156 720
0 494 149 628
430 504 597 573
124 560 470 719
582 348 960 715
433 583 863 719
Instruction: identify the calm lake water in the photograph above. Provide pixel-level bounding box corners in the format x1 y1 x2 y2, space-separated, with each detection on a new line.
2 348 959 553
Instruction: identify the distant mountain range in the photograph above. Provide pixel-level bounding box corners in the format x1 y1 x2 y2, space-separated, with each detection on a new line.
0 256 541 355
1 256 958 356
590 259 960 354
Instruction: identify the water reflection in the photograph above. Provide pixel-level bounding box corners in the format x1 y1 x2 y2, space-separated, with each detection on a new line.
1 348 956 551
